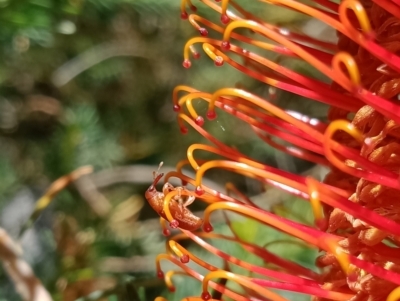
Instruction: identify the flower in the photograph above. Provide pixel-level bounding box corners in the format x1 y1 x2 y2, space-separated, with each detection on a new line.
153 1 400 300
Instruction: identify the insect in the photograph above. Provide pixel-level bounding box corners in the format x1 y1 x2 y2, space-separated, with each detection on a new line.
145 162 203 231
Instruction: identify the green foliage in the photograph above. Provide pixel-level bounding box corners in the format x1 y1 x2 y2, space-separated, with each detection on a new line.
46 103 123 176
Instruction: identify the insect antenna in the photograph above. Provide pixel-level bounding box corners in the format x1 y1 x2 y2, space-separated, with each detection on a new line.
149 162 164 190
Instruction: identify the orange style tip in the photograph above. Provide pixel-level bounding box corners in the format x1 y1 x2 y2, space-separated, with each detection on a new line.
169 286 176 293
170 219 180 229
203 222 213 232
181 11 188 20
199 28 208 36
173 104 181 112
190 5 197 12
214 56 224 66
206 110 217 120
180 127 189 134
157 270 164 278
220 14 230 24
183 59 192 68
195 116 205 126
193 52 201 59
180 254 190 263
162 228 171 236
201 291 212 300
221 41 231 51
195 186 205 195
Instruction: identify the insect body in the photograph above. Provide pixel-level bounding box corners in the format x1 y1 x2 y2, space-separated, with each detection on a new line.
145 163 203 231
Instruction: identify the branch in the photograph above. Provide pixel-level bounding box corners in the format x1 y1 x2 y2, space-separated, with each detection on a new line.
0 228 52 301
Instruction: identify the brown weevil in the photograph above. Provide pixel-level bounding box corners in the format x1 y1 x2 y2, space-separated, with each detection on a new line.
145 162 203 231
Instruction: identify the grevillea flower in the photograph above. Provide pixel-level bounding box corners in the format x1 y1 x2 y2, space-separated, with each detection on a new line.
153 0 400 300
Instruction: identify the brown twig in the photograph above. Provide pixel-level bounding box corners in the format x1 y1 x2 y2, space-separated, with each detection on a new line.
19 166 94 237
0 228 53 301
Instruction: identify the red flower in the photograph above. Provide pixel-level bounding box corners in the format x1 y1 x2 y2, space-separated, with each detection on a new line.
152 1 400 300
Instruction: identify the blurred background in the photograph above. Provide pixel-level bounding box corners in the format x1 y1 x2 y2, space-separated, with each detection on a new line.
0 1 332 300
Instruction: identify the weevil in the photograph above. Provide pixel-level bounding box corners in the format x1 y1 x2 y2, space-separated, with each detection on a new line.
145 162 203 231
